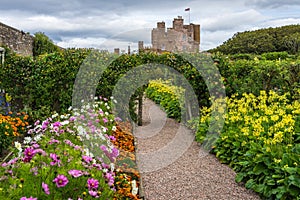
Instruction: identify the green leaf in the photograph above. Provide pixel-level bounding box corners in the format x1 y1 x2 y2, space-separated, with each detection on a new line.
245 179 255 189
235 172 245 182
253 163 267 175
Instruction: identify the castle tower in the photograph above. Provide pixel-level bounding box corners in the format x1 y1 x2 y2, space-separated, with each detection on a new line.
173 16 184 31
151 16 200 53
138 41 144 53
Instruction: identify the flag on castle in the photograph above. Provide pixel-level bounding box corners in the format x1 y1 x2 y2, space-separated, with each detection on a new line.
185 8 190 11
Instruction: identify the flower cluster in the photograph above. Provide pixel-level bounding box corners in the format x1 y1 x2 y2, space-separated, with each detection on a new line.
0 98 120 199
0 112 29 154
196 90 300 199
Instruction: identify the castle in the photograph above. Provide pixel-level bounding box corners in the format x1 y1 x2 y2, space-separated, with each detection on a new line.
149 16 200 53
0 21 34 56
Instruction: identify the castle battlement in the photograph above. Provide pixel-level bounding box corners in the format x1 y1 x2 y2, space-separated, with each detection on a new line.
151 16 200 53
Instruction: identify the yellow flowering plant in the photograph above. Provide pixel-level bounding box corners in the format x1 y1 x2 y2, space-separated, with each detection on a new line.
196 90 300 199
146 79 185 121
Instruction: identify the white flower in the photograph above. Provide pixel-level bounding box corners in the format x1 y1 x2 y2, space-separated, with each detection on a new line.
14 141 22 152
33 134 42 142
106 106 110 110
112 126 117 131
113 99 117 103
61 120 69 126
110 163 115 171
131 180 138 195
23 137 32 144
51 113 59 119
105 112 109 116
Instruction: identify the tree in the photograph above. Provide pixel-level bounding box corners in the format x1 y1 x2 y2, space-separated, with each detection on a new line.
33 32 61 56
284 32 300 54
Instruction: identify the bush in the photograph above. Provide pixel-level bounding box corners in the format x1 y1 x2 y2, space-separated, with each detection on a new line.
196 91 300 199
146 79 185 121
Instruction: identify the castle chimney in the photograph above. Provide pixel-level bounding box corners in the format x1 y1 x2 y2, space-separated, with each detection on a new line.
114 48 120 55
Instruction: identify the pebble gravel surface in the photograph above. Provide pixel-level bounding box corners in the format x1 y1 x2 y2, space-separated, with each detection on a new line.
134 99 261 200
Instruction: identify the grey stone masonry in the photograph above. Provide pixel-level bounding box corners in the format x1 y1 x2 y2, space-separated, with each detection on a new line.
0 21 34 56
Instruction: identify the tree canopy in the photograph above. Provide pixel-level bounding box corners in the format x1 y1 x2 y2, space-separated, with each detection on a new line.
209 24 300 54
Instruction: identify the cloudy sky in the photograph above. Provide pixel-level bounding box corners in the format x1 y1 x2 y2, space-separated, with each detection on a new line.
1 0 299 52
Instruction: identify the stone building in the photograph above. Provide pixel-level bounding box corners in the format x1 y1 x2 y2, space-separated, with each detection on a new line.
151 16 200 53
0 21 34 56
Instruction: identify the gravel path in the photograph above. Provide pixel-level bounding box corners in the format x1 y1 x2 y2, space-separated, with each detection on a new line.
134 98 261 200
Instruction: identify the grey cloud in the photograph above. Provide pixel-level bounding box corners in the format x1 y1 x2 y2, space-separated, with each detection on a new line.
245 0 300 9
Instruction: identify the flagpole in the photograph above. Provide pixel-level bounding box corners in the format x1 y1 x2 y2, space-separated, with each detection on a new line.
185 8 191 24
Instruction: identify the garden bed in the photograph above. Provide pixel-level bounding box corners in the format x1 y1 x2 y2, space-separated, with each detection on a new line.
0 99 142 200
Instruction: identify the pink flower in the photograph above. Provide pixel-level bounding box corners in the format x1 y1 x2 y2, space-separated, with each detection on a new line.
87 178 99 189
50 153 61 166
23 147 36 162
49 139 60 144
20 197 37 200
53 121 62 127
104 172 114 186
88 190 99 198
34 120 40 126
68 170 83 178
53 174 69 188
82 155 93 163
42 182 50 195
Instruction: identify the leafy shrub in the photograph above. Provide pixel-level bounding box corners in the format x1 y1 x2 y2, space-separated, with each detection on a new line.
146 79 185 121
196 91 300 199
261 51 289 60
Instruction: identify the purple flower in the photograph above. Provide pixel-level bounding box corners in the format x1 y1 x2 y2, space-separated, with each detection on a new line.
104 172 114 186
30 167 38 176
23 147 36 162
102 118 108 123
87 178 99 189
50 153 61 166
82 155 93 163
42 182 50 195
53 121 62 127
89 190 99 198
42 120 49 130
32 143 40 149
34 149 47 156
68 170 83 178
34 120 40 126
108 136 116 141
53 174 69 188
69 116 76 122
20 197 37 200
49 139 60 144
100 145 107 151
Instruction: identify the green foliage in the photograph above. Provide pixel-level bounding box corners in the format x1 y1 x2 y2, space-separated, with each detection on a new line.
210 24 300 54
0 48 90 118
146 79 185 121
214 53 300 100
33 32 61 56
196 91 300 199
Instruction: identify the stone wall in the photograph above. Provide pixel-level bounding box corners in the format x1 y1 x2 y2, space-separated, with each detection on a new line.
0 22 34 56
